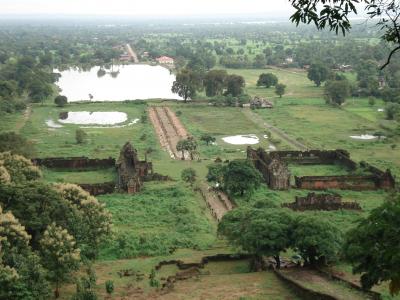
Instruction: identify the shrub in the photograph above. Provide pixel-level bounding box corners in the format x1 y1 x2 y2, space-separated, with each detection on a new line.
75 129 87 144
54 95 68 107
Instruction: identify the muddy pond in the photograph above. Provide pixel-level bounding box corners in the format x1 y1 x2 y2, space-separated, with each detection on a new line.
55 65 181 101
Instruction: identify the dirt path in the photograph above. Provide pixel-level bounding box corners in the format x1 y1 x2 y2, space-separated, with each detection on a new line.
149 106 234 220
242 108 308 151
149 106 189 159
126 43 139 63
197 183 234 222
15 104 31 132
280 268 373 300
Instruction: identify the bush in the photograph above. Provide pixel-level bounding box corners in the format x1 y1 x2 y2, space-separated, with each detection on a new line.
75 129 87 144
54 95 68 107
105 280 114 295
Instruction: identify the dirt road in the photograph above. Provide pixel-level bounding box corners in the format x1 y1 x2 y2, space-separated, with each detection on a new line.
149 106 189 159
242 108 308 151
126 43 139 63
149 106 234 220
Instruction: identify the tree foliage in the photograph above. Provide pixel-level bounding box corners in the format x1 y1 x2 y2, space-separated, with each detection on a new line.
225 74 245 97
257 73 278 88
307 63 330 86
40 223 81 298
344 194 400 295
181 168 197 186
218 206 293 269
275 83 286 98
289 0 400 68
292 215 343 266
171 69 202 102
324 79 351 105
222 160 262 196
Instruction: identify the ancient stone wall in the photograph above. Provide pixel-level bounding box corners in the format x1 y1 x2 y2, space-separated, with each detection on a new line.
78 182 115 196
248 147 395 191
268 149 357 170
283 193 361 211
247 147 291 190
294 174 394 191
32 157 115 169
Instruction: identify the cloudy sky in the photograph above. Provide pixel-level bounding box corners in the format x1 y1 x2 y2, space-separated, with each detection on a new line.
0 0 296 16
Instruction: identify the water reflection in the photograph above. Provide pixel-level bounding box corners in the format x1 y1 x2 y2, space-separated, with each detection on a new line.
55 65 181 101
58 111 128 125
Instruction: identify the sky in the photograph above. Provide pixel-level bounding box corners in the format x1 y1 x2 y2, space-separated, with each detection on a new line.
0 0 296 17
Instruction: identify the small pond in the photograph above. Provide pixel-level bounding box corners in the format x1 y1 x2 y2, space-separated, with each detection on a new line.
222 134 260 145
55 64 181 101
58 111 128 125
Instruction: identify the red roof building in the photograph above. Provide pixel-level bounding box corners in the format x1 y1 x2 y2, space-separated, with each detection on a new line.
156 56 174 65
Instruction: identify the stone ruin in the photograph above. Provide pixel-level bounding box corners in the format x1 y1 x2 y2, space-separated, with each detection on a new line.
282 193 361 211
250 96 274 109
247 147 291 190
116 142 153 194
247 147 396 191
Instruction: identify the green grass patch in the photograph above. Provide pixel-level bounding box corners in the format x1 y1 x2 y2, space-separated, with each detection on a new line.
98 182 217 260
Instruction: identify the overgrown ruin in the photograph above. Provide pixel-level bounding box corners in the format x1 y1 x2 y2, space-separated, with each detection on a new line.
247 147 291 190
283 193 361 211
32 142 168 195
247 147 395 191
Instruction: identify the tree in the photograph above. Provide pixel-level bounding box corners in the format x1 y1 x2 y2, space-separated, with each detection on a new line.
275 83 286 98
75 129 87 144
181 168 197 186
40 223 81 298
344 195 400 295
54 95 68 107
225 75 245 97
292 216 343 266
55 184 112 259
253 54 267 68
222 160 262 196
325 79 350 105
206 163 225 184
0 152 41 183
200 134 216 146
203 70 227 97
28 80 52 103
176 137 198 160
307 63 330 86
385 103 400 120
176 140 186 159
0 205 51 300
218 207 293 269
171 69 202 102
0 132 35 158
257 73 278 88
289 0 400 68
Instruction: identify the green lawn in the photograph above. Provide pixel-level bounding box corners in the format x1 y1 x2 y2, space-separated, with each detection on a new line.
226 67 324 99
254 97 400 177
19 101 161 159
98 181 217 260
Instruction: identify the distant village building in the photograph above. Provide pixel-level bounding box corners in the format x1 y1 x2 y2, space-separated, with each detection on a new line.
250 96 274 109
156 56 174 65
285 57 293 64
119 54 132 62
339 64 353 72
142 51 149 57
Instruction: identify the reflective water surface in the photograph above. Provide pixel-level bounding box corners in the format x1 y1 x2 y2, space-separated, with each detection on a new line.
55 65 180 101
58 111 128 125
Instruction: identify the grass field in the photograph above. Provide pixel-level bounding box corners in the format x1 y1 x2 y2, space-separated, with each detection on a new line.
60 249 301 300
254 97 400 177
227 67 324 99
1 64 399 299
98 182 217 260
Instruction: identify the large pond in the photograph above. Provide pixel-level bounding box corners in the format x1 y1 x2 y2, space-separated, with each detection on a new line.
55 65 181 102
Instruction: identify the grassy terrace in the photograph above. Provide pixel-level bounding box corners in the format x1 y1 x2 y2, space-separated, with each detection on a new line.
254 97 400 177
